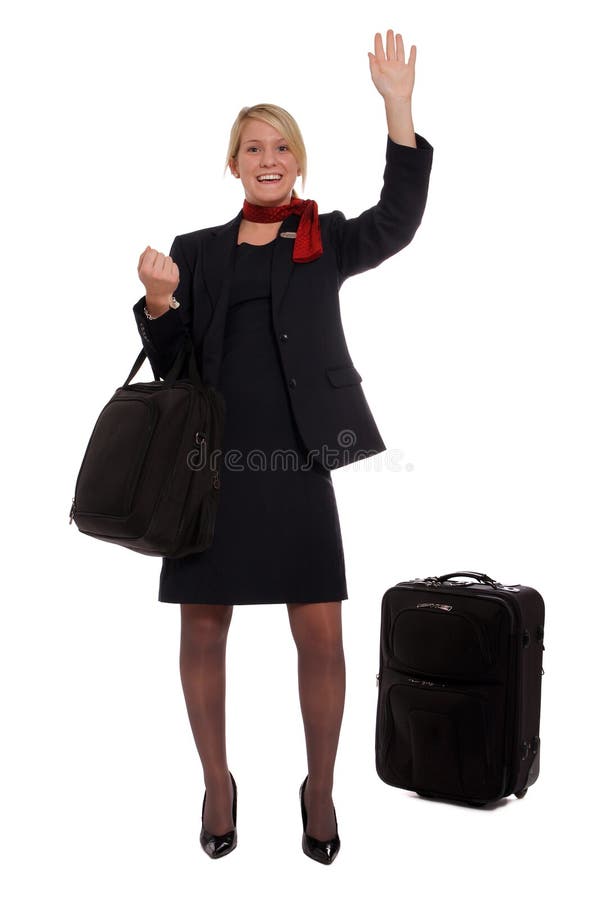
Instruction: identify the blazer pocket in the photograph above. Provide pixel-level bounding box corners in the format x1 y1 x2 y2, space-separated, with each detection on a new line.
325 364 363 387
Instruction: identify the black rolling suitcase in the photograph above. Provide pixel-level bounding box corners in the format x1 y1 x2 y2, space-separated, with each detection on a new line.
375 571 545 806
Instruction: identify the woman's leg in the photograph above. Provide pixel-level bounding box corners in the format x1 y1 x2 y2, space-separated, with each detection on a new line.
287 600 345 841
179 602 235 835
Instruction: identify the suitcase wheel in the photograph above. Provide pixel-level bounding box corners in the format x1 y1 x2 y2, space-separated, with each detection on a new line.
514 788 528 799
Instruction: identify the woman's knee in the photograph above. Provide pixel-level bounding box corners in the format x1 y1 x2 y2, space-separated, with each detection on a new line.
180 603 233 647
287 601 344 657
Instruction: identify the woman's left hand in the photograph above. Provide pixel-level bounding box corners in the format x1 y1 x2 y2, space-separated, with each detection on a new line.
368 29 415 102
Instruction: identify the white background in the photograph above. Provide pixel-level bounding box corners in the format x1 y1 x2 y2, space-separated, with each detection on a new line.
2 0 596 895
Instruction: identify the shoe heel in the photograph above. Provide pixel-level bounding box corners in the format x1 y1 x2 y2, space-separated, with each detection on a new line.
299 774 340 865
200 770 238 859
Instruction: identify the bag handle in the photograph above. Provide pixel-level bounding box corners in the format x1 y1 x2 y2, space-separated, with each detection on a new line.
123 347 148 386
122 335 203 389
162 335 203 388
434 571 500 587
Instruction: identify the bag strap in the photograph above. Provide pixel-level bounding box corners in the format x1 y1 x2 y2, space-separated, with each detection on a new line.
123 347 148 386
122 334 203 389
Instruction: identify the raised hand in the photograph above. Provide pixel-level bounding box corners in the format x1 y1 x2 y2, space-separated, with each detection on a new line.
368 29 416 102
137 245 179 300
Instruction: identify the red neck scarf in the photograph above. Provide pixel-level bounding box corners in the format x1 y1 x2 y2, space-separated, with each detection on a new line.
242 196 322 263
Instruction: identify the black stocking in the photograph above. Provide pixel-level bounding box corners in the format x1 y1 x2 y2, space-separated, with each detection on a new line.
179 603 235 835
288 600 346 840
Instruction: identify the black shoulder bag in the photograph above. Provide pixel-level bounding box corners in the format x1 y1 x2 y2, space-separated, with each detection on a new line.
68 336 226 558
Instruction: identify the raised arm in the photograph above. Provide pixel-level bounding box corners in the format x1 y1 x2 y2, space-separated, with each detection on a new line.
329 28 433 283
132 235 192 379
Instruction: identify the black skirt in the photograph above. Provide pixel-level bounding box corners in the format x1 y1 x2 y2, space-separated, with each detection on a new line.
158 237 348 605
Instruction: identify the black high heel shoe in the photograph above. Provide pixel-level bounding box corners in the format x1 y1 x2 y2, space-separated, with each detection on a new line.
299 775 340 865
200 770 237 859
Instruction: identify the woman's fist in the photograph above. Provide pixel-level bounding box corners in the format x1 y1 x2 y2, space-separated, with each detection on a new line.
137 245 180 300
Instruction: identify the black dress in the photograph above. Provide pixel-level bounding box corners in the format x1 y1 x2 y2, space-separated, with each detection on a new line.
157 236 348 605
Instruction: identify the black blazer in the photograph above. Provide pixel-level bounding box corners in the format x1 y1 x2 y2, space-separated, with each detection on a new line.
133 132 434 471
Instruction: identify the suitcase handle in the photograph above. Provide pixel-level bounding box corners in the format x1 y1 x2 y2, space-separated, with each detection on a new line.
435 571 500 587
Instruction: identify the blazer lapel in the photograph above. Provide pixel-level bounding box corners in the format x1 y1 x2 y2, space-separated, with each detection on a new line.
200 209 299 387
202 210 241 313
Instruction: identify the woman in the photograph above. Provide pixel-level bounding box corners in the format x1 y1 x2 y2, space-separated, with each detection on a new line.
135 29 433 864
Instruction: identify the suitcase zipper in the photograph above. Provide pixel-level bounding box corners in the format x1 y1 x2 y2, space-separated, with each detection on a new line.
407 676 448 687
395 582 517 636
377 669 448 689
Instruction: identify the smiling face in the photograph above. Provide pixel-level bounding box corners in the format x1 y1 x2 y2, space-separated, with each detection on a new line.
229 119 301 207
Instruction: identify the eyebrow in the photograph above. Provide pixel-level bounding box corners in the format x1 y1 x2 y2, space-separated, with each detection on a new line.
242 138 287 144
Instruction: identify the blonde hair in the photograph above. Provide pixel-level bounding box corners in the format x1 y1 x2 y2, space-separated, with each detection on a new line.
225 103 307 199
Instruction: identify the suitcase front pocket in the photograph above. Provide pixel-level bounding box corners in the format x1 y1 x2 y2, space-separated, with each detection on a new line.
380 675 493 800
390 607 494 678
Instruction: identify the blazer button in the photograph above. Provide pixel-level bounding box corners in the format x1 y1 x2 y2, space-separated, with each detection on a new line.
288 377 297 388
279 332 288 341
